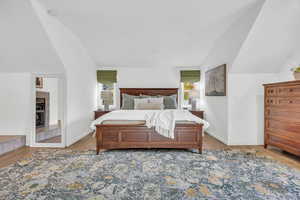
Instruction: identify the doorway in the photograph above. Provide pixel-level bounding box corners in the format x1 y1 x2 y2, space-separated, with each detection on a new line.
31 74 66 147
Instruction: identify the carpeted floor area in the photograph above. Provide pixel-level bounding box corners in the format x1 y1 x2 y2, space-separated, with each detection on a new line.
0 149 299 200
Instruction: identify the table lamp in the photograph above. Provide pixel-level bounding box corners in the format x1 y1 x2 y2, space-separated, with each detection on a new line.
189 89 200 111
101 90 113 111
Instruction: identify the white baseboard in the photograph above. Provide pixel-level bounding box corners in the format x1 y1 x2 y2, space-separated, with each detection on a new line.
0 130 27 135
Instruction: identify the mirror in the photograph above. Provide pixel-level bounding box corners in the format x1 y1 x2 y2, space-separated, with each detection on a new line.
35 76 64 145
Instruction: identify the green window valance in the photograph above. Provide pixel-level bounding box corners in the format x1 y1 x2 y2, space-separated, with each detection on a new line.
180 70 200 83
97 70 117 85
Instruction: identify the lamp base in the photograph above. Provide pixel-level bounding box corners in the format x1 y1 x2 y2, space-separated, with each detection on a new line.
104 104 109 111
191 99 197 111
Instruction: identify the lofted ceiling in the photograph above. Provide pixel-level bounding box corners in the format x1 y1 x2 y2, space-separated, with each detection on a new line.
231 0 300 73
1 0 298 74
0 0 64 73
39 0 263 68
201 0 265 69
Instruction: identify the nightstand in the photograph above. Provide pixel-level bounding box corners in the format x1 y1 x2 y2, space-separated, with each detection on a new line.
189 110 204 119
94 110 111 120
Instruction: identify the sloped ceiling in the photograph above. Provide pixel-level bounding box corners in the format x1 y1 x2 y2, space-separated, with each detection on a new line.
231 0 300 73
0 0 64 73
39 0 263 68
202 0 265 68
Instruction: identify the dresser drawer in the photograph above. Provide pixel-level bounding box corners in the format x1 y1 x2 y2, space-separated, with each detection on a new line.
268 134 300 156
267 130 300 141
266 96 300 107
265 97 277 106
265 87 277 96
277 97 300 108
265 107 300 122
266 119 300 134
277 86 300 97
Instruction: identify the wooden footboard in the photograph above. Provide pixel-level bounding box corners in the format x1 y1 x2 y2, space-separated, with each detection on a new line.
95 123 203 154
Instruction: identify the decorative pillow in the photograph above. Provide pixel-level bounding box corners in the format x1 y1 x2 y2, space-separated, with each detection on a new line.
148 97 164 104
135 102 164 110
134 98 149 109
162 95 178 109
121 94 140 110
140 95 177 109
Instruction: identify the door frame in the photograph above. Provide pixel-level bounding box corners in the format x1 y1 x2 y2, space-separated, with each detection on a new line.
30 73 67 148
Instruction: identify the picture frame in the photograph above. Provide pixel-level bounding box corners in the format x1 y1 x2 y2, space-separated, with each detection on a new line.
36 77 43 89
205 64 226 96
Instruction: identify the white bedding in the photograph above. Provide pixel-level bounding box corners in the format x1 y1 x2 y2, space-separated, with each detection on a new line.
90 109 209 139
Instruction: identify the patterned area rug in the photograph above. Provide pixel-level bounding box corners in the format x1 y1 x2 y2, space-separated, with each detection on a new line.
0 149 299 200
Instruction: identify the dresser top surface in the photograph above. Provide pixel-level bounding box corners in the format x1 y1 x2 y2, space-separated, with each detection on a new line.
263 80 300 87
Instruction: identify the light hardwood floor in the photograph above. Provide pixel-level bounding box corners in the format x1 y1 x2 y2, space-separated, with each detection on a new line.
0 133 299 169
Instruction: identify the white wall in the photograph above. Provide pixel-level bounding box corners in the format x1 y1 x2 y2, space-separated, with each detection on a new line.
31 0 97 146
277 66 296 82
202 95 228 144
0 0 64 73
201 71 278 146
277 49 300 82
0 73 31 139
277 66 294 82
198 1 264 144
199 65 228 144
117 67 179 88
36 78 59 126
227 73 277 145
231 0 300 73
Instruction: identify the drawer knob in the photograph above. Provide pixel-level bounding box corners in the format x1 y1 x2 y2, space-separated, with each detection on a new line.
289 89 293 92
289 100 293 103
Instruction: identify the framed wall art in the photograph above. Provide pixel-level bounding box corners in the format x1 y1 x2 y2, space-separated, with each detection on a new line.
205 64 226 96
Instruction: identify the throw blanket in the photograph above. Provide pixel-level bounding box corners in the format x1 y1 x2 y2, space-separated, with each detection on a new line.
90 110 209 139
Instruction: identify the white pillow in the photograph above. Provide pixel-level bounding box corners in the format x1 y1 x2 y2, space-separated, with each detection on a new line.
135 102 164 110
134 98 149 109
148 97 164 104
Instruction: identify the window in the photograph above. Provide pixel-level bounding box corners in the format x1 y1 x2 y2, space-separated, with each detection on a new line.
97 70 117 110
180 70 201 109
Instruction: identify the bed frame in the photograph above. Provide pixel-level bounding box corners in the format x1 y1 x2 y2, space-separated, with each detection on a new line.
95 88 203 154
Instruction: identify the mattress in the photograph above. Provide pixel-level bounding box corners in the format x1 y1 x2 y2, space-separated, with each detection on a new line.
101 120 197 125
101 120 145 125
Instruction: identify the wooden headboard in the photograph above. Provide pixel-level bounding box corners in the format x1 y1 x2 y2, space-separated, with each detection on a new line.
119 88 178 107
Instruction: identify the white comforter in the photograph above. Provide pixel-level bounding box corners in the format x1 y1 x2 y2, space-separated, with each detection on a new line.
90 109 209 139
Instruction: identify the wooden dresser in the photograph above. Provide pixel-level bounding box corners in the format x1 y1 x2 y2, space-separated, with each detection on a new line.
264 81 300 156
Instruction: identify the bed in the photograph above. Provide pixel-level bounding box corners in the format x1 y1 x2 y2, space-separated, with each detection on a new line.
94 88 204 154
